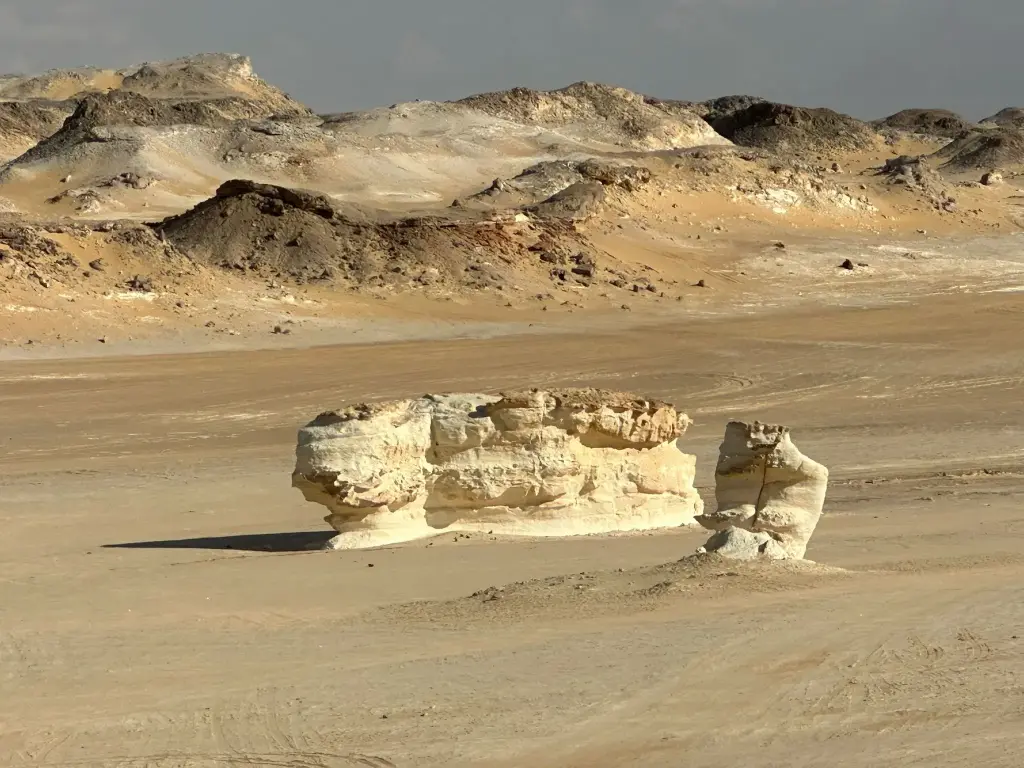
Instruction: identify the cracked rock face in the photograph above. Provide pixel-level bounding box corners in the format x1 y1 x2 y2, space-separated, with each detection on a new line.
292 389 703 549
697 421 828 559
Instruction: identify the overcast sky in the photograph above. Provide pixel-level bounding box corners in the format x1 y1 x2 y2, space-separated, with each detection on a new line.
0 0 1020 120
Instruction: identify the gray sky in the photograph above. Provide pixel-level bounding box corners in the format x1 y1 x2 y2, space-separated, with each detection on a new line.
0 0 1020 120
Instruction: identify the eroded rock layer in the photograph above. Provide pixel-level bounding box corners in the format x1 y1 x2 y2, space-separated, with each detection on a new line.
697 421 828 559
293 389 703 549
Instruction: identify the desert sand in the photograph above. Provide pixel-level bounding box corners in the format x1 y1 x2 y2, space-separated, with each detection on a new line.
3 54 1024 767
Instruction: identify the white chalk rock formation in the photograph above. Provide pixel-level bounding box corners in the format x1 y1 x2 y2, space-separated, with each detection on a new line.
696 421 828 559
293 389 704 549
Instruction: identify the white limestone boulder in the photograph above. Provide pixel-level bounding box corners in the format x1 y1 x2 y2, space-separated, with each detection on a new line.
697 527 789 560
696 421 828 559
293 388 704 549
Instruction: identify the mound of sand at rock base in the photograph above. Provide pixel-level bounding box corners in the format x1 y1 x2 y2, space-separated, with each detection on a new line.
934 127 1024 171
873 108 974 139
155 179 659 294
980 107 1024 128
456 81 730 151
709 101 878 154
381 554 848 627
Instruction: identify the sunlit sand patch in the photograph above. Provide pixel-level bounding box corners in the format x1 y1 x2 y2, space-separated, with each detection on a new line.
0 373 108 382
105 292 158 302
3 304 51 313
159 411 277 424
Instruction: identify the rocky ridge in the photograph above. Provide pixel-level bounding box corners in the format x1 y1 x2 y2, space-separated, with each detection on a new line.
154 178 671 296
708 102 878 154
873 108 974 139
935 127 1024 172
457 81 729 151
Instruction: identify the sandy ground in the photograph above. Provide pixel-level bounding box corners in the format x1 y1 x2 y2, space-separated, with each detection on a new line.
4 277 1024 767
4 68 1024 763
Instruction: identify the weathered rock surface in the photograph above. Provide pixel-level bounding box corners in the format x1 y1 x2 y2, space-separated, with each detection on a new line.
697 95 769 123
708 102 877 154
873 108 974 139
470 159 653 210
935 127 1024 171
980 107 1024 128
878 155 958 213
698 527 789 560
697 421 828 559
527 181 607 220
292 389 704 549
155 179 662 295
